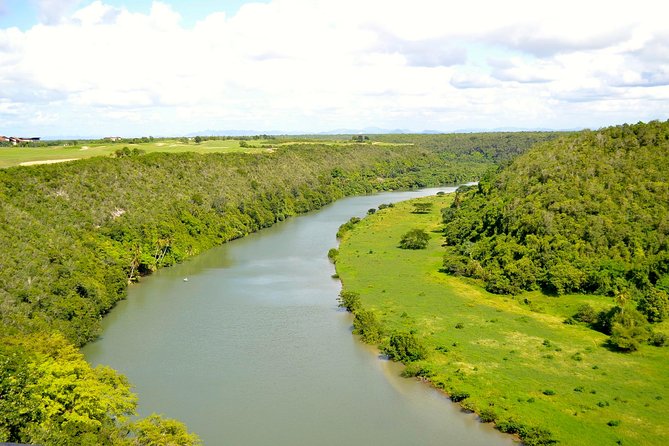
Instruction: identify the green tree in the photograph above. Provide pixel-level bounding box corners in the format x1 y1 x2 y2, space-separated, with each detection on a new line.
399 228 430 249
383 332 427 362
130 414 201 446
0 333 136 445
412 202 433 214
353 309 383 344
608 306 650 352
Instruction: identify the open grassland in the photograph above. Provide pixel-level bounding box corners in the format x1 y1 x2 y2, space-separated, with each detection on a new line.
335 195 669 446
0 138 273 168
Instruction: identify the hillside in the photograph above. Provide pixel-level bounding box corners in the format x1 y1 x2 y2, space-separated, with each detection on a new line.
0 134 554 445
442 120 669 349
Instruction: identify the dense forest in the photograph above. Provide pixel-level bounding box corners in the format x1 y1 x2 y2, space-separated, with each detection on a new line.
442 120 669 350
0 134 552 444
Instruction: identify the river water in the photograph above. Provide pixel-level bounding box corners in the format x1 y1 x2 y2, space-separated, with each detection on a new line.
83 186 515 446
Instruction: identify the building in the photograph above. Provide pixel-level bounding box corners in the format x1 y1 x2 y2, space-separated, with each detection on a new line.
0 136 41 145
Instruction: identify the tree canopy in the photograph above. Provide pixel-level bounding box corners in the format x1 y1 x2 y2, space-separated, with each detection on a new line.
441 120 669 331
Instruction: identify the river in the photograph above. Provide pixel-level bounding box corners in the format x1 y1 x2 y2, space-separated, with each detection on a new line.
83 186 515 446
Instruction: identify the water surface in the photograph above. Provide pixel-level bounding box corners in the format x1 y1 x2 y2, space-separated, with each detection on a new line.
84 186 515 445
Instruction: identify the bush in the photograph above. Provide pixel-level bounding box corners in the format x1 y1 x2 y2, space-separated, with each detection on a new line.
336 217 361 238
399 228 430 250
573 304 598 324
338 291 360 312
352 309 383 344
479 408 497 423
449 391 470 402
401 363 435 378
608 306 651 352
638 288 669 323
648 331 668 347
383 332 427 362
327 248 339 263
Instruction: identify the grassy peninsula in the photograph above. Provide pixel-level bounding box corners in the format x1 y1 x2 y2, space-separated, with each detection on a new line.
0 134 553 445
335 122 669 446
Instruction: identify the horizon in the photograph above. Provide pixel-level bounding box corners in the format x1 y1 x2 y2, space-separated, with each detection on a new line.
1 0 668 136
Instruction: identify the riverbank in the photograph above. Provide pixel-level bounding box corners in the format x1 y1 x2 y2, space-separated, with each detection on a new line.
84 186 517 446
335 195 669 446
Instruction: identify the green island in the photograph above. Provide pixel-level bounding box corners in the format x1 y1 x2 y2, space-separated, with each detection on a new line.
0 133 552 444
334 121 669 446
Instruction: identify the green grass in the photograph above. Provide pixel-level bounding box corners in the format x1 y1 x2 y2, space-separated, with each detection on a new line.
336 195 669 446
0 138 407 168
0 139 272 168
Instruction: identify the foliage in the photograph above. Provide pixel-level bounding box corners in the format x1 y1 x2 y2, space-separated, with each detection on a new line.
327 248 339 263
130 414 201 446
336 217 361 238
398 228 430 249
442 120 669 337
352 309 383 344
338 291 361 313
335 194 669 446
0 132 557 442
383 332 427 362
0 333 136 445
412 202 433 214
607 306 651 351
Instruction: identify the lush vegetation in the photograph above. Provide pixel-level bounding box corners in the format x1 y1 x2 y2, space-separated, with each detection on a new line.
441 121 669 350
0 333 200 445
335 194 669 446
1 133 554 444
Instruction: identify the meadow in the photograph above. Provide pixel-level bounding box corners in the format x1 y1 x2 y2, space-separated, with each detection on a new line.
0 138 267 168
335 195 669 446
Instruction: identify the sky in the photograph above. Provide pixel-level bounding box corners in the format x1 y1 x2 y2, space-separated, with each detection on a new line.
0 0 668 137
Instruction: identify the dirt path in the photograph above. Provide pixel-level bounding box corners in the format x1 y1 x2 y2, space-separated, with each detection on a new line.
19 158 80 166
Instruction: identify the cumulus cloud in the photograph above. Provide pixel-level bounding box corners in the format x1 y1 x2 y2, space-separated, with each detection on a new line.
33 0 84 25
1 0 668 136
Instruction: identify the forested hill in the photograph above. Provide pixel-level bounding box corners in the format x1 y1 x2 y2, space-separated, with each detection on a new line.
442 120 669 346
0 135 555 445
0 143 476 346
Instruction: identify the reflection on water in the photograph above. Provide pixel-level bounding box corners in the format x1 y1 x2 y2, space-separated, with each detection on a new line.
84 187 514 446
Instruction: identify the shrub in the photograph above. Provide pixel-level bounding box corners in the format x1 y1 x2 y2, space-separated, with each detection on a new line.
542 389 556 396
449 391 470 402
399 228 430 249
401 363 434 378
336 217 361 238
573 304 598 324
352 309 383 344
412 202 433 214
608 306 651 352
338 291 360 312
638 288 669 323
327 248 339 263
479 408 497 423
383 332 427 362
648 331 668 347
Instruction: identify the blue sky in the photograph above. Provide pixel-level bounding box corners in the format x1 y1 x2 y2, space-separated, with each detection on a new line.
0 0 667 137
0 1 262 29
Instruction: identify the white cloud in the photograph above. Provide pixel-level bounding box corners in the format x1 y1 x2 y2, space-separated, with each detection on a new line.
1 0 668 136
34 0 84 25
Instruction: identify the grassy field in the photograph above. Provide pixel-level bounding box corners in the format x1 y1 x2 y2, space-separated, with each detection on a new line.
335 195 669 446
0 138 273 168
0 137 407 168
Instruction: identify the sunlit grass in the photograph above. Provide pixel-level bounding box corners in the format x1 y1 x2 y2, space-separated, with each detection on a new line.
336 195 669 446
